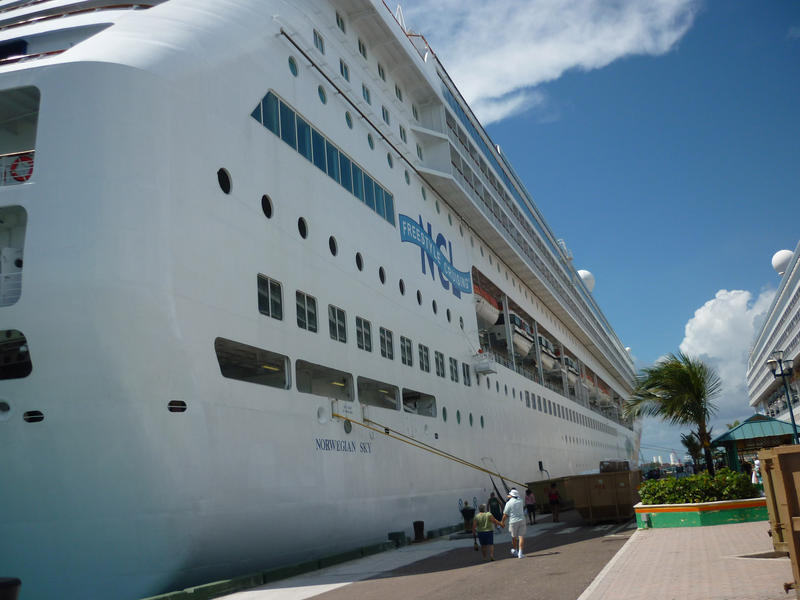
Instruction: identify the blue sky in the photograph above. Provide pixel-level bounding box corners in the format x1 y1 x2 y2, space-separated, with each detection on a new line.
401 0 800 459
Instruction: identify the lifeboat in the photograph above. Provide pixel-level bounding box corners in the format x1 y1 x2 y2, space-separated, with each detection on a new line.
564 356 579 385
490 311 535 356
537 335 559 371
474 284 500 329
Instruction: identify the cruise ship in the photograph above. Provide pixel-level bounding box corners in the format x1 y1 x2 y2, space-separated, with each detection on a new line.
0 1 639 598
747 243 800 420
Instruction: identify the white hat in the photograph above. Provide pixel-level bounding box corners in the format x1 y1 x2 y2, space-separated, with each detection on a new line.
508 489 519 498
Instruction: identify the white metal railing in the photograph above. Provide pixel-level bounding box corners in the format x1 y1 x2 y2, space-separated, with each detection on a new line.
0 272 21 305
0 150 34 186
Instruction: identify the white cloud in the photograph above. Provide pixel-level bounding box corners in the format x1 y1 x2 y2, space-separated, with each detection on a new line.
679 288 776 424
401 0 699 123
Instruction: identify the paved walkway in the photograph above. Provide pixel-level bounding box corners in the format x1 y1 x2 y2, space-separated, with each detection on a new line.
219 518 794 600
579 520 794 600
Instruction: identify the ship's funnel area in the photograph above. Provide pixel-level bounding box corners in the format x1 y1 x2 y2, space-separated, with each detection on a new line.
772 249 794 276
578 269 595 292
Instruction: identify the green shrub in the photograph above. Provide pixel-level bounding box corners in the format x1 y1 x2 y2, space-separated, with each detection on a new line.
638 468 760 505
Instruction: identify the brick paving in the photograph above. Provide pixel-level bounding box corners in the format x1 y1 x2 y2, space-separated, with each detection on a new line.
579 520 794 600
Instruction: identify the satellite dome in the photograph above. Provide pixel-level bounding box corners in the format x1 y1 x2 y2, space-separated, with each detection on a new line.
578 269 595 292
772 249 794 276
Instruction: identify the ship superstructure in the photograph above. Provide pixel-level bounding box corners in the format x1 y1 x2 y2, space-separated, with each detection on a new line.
0 1 638 598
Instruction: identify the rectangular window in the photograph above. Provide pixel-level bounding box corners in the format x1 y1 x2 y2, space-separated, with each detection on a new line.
215 338 290 389
325 140 340 182
374 186 385 218
362 84 371 105
363 175 375 210
296 116 312 161
339 59 350 81
384 192 394 225
296 359 353 401
418 344 430 372
378 63 386 81
263 92 279 135
356 316 372 351
339 154 352 193
279 101 296 149
336 11 346 33
358 376 399 410
449 357 459 382
358 38 367 59
399 125 407 143
401 336 413 366
395 84 403 101
351 163 364 201
462 362 471 386
313 29 325 54
434 351 445 378
525 390 530 408
379 327 393 359
328 305 346 343
381 105 390 125
538 396 542 411
257 274 282 320
295 291 317 332
416 143 424 161
312 128 326 172
402 388 436 417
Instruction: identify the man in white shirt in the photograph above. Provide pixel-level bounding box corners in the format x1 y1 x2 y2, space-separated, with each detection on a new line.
501 488 526 558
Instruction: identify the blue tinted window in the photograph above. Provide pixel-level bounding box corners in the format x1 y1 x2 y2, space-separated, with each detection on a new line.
363 176 375 210
352 164 364 201
279 101 296 149
374 185 385 218
325 140 340 182
251 103 262 123
384 192 394 225
263 93 279 135
339 154 352 193
296 116 312 161
312 129 326 172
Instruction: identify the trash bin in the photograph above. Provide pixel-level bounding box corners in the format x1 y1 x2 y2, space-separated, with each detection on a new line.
0 578 21 600
413 520 425 542
460 505 475 533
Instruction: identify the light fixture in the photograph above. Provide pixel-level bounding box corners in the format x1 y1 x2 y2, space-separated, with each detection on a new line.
331 381 345 387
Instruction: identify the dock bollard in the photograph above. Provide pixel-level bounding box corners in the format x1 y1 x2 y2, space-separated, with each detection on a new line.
0 578 21 600
413 520 425 542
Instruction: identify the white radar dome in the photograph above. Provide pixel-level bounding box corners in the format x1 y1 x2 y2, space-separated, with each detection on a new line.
772 249 794 276
578 269 595 292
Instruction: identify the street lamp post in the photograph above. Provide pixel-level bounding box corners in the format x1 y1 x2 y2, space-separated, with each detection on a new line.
767 349 799 444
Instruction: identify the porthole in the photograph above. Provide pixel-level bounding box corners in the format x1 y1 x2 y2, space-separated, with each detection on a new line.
432 300 437 314
446 308 451 322
387 153 393 168
480 415 485 428
469 413 473 427
345 111 353 129
367 133 374 149
318 85 327 104
459 316 464 329
217 168 231 194
261 195 273 218
298 217 308 239
442 407 447 422
0 400 10 422
404 170 410 185
399 279 405 295
355 252 364 271
329 236 338 256
378 266 386 284
288 56 298 77
23 410 44 423
456 410 461 424
416 290 422 305
421 187 427 200
343 419 352 434
168 400 187 413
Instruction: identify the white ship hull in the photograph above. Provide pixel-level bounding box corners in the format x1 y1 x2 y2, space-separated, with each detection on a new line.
0 1 639 598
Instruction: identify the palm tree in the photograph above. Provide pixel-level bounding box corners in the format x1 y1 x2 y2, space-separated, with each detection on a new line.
680 432 702 469
623 352 721 476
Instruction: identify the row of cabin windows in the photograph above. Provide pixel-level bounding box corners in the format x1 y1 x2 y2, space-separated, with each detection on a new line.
258 274 473 388
214 337 438 418
251 91 395 226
